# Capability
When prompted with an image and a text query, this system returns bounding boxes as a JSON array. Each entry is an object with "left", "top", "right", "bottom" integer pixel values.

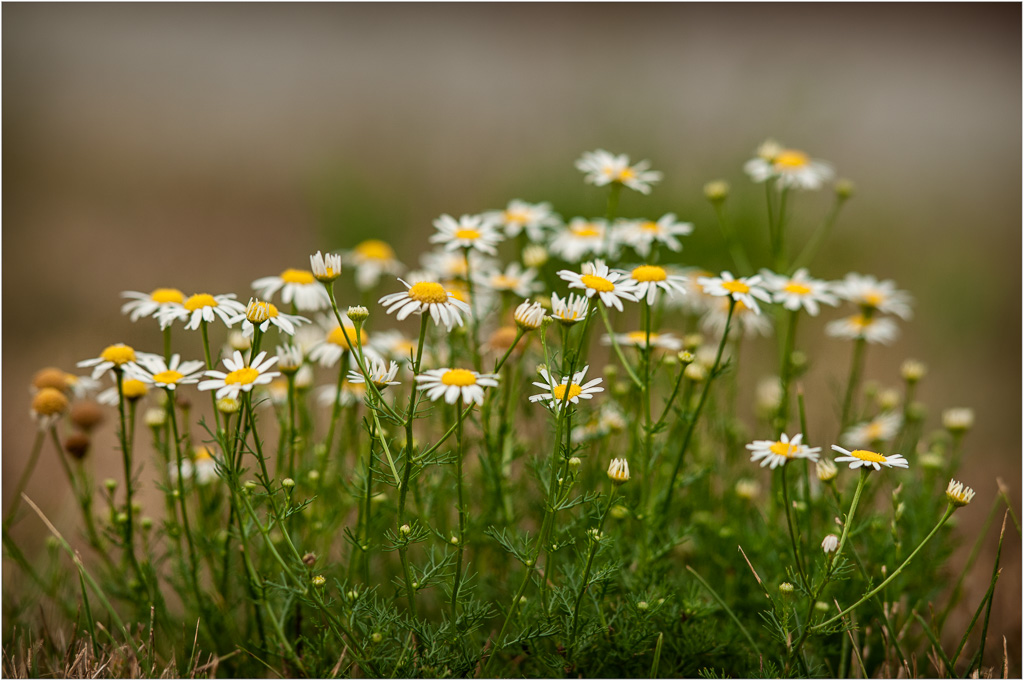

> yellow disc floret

[
  {"left": 454, "top": 228, "right": 481, "bottom": 241},
  {"left": 848, "top": 449, "right": 887, "bottom": 464},
  {"left": 774, "top": 150, "right": 809, "bottom": 169},
  {"left": 769, "top": 441, "right": 797, "bottom": 459},
  {"left": 626, "top": 331, "right": 658, "bottom": 345},
  {"left": 184, "top": 294, "right": 218, "bottom": 311},
  {"left": 355, "top": 240, "right": 395, "bottom": 261},
  {"left": 33, "top": 367, "right": 70, "bottom": 393},
  {"left": 246, "top": 300, "right": 279, "bottom": 324},
  {"left": 150, "top": 288, "right": 185, "bottom": 304},
  {"left": 580, "top": 274, "right": 615, "bottom": 293},
  {"left": 225, "top": 367, "right": 260, "bottom": 386},
  {"left": 571, "top": 224, "right": 601, "bottom": 238},
  {"left": 631, "top": 265, "right": 667, "bottom": 283},
  {"left": 280, "top": 269, "right": 316, "bottom": 285},
  {"left": 153, "top": 370, "right": 185, "bottom": 385},
  {"left": 327, "top": 326, "right": 365, "bottom": 350},
  {"left": 100, "top": 344, "right": 137, "bottom": 365},
  {"left": 32, "top": 387, "right": 69, "bottom": 417},
  {"left": 122, "top": 379, "right": 149, "bottom": 400},
  {"left": 440, "top": 369, "right": 478, "bottom": 387},
  {"left": 722, "top": 280, "right": 750, "bottom": 295},
  {"left": 784, "top": 282, "right": 811, "bottom": 295},
  {"left": 552, "top": 383, "right": 583, "bottom": 401},
  {"left": 407, "top": 282, "right": 448, "bottom": 305}
]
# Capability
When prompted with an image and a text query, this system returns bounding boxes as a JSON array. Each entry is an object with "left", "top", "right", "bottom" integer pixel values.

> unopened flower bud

[
  {"left": 103, "top": 478, "right": 118, "bottom": 492},
  {"left": 946, "top": 479, "right": 976, "bottom": 508},
  {"left": 371, "top": 632, "right": 383, "bottom": 644},
  {"left": 282, "top": 478, "right": 295, "bottom": 489},
  {"left": 607, "top": 458, "right": 630, "bottom": 485},
  {"left": 835, "top": 179, "right": 855, "bottom": 200},
  {"left": 312, "top": 575, "right": 326, "bottom": 587},
  {"left": 399, "top": 524, "right": 412, "bottom": 536},
  {"left": 347, "top": 306, "right": 369, "bottom": 324},
  {"left": 144, "top": 407, "right": 167, "bottom": 428},
  {"left": 141, "top": 517, "right": 153, "bottom": 530},
  {"left": 900, "top": 359, "right": 926, "bottom": 383},
  {"left": 877, "top": 388, "right": 901, "bottom": 411},
  {"left": 815, "top": 601, "right": 831, "bottom": 613},
  {"left": 64, "top": 432, "right": 91, "bottom": 460},
  {"left": 779, "top": 582, "right": 795, "bottom": 596},
  {"left": 684, "top": 363, "right": 706, "bottom": 382},
  {"left": 70, "top": 401, "right": 104, "bottom": 432},
  {"left": 821, "top": 534, "right": 839, "bottom": 554},
  {"left": 703, "top": 180, "right": 729, "bottom": 203},
  {"left": 522, "top": 244, "right": 549, "bottom": 269},
  {"left": 683, "top": 334, "right": 703, "bottom": 351},
  {"left": 942, "top": 408, "right": 974, "bottom": 434},
  {"left": 303, "top": 552, "right": 316, "bottom": 567},
  {"left": 637, "top": 600, "right": 649, "bottom": 611},
  {"left": 229, "top": 330, "right": 252, "bottom": 352},
  {"left": 816, "top": 459, "right": 838, "bottom": 483},
  {"left": 568, "top": 456, "right": 582, "bottom": 470},
  {"left": 735, "top": 479, "right": 761, "bottom": 501},
  {"left": 677, "top": 350, "right": 695, "bottom": 365}
]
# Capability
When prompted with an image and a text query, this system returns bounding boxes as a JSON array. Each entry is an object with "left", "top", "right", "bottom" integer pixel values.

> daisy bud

[
  {"left": 244, "top": 481, "right": 257, "bottom": 492},
  {"left": 371, "top": 632, "right": 383, "bottom": 644},
  {"left": 450, "top": 536, "right": 459, "bottom": 545},
  {"left": 816, "top": 458, "right": 838, "bottom": 483},
  {"left": 64, "top": 432, "right": 91, "bottom": 460},
  {"left": 942, "top": 408, "right": 974, "bottom": 434},
  {"left": 835, "top": 179, "right": 855, "bottom": 200},
  {"left": 678, "top": 350, "right": 695, "bottom": 365},
  {"left": 522, "top": 244, "right": 549, "bottom": 269},
  {"left": 276, "top": 344, "right": 303, "bottom": 374},
  {"left": 514, "top": 299, "right": 545, "bottom": 330},
  {"left": 141, "top": 517, "right": 153, "bottom": 530},
  {"left": 637, "top": 601, "right": 649, "bottom": 611},
  {"left": 821, "top": 534, "right": 839, "bottom": 554},
  {"left": 587, "top": 528, "right": 603, "bottom": 542},
  {"left": 103, "top": 478, "right": 118, "bottom": 493},
  {"left": 399, "top": 524, "right": 412, "bottom": 536},
  {"left": 946, "top": 479, "right": 976, "bottom": 508},
  {"left": 877, "top": 388, "right": 901, "bottom": 411},
  {"left": 310, "top": 250, "right": 343, "bottom": 283},
  {"left": 217, "top": 397, "right": 241, "bottom": 414},
  {"left": 815, "top": 601, "right": 831, "bottom": 613},
  {"left": 735, "top": 479, "right": 761, "bottom": 501},
  {"left": 607, "top": 458, "right": 630, "bottom": 485},
  {"left": 683, "top": 363, "right": 706, "bottom": 382},
  {"left": 920, "top": 451, "right": 945, "bottom": 470},
  {"left": 70, "top": 401, "right": 104, "bottom": 432},
  {"left": 228, "top": 330, "right": 252, "bottom": 352},
  {"left": 907, "top": 402, "right": 927, "bottom": 422},
  {"left": 703, "top": 180, "right": 730, "bottom": 203},
  {"left": 347, "top": 305, "right": 369, "bottom": 324},
  {"left": 282, "top": 478, "right": 295, "bottom": 489},
  {"left": 32, "top": 367, "right": 70, "bottom": 393},
  {"left": 568, "top": 456, "right": 582, "bottom": 470},
  {"left": 779, "top": 582, "right": 795, "bottom": 596},
  {"left": 295, "top": 364, "right": 315, "bottom": 390},
  {"left": 302, "top": 552, "right": 316, "bottom": 566},
  {"left": 116, "top": 512, "right": 129, "bottom": 525},
  {"left": 245, "top": 298, "right": 277, "bottom": 325},
  {"left": 683, "top": 334, "right": 703, "bottom": 351},
  {"left": 900, "top": 359, "right": 926, "bottom": 383},
  {"left": 610, "top": 504, "right": 629, "bottom": 520},
  {"left": 312, "top": 575, "right": 326, "bottom": 587},
  {"left": 307, "top": 469, "right": 320, "bottom": 483}
]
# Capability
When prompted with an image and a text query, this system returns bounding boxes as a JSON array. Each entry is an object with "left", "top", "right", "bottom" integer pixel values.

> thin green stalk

[
  {"left": 839, "top": 336, "right": 868, "bottom": 435},
  {"left": 711, "top": 199, "right": 753, "bottom": 275},
  {"left": 451, "top": 396, "right": 468, "bottom": 620},
  {"left": 597, "top": 302, "right": 642, "bottom": 389},
  {"left": 650, "top": 632, "right": 664, "bottom": 679},
  {"left": 165, "top": 390, "right": 206, "bottom": 620},
  {"left": 775, "top": 309, "right": 800, "bottom": 436},
  {"left": 774, "top": 187, "right": 791, "bottom": 272},
  {"left": 569, "top": 490, "right": 616, "bottom": 657},
  {"left": 780, "top": 464, "right": 808, "bottom": 589},
  {"left": 200, "top": 320, "right": 224, "bottom": 436},
  {"left": 463, "top": 247, "right": 483, "bottom": 371},
  {"left": 687, "top": 565, "right": 761, "bottom": 655},
  {"left": 661, "top": 298, "right": 735, "bottom": 516},
  {"left": 3, "top": 430, "right": 45, "bottom": 530},
  {"left": 114, "top": 369, "right": 144, "bottom": 587},
  {"left": 791, "top": 193, "right": 849, "bottom": 274},
  {"left": 967, "top": 511, "right": 1008, "bottom": 676}
]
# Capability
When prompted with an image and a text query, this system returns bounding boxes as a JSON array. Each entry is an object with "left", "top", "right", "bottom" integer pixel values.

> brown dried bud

[
  {"left": 70, "top": 400, "right": 105, "bottom": 432},
  {"left": 302, "top": 552, "right": 316, "bottom": 567},
  {"left": 32, "top": 367, "right": 70, "bottom": 393},
  {"left": 64, "top": 432, "right": 91, "bottom": 460}
]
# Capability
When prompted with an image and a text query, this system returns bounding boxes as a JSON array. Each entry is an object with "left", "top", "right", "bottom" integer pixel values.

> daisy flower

[
  {"left": 834, "top": 273, "right": 913, "bottom": 320},
  {"left": 697, "top": 271, "right": 773, "bottom": 315},
  {"left": 78, "top": 343, "right": 147, "bottom": 380},
  {"left": 129, "top": 354, "right": 206, "bottom": 390},
  {"left": 529, "top": 364, "right": 604, "bottom": 410},
  {"left": 97, "top": 379, "right": 149, "bottom": 406},
  {"left": 826, "top": 314, "right": 899, "bottom": 344},
  {"left": 558, "top": 259, "right": 639, "bottom": 312},
  {"left": 575, "top": 149, "right": 663, "bottom": 195},
  {"left": 310, "top": 250, "right": 343, "bottom": 283},
  {"left": 308, "top": 322, "right": 375, "bottom": 367},
  {"left": 275, "top": 344, "right": 304, "bottom": 374},
  {"left": 158, "top": 293, "right": 248, "bottom": 331},
  {"left": 341, "top": 239, "right": 405, "bottom": 290},
  {"left": 231, "top": 298, "right": 309, "bottom": 337},
  {"left": 348, "top": 356, "right": 401, "bottom": 390},
  {"left": 744, "top": 140, "right": 834, "bottom": 191},
  {"left": 841, "top": 412, "right": 903, "bottom": 448},
  {"left": 622, "top": 264, "right": 688, "bottom": 305},
  {"left": 193, "top": 447, "right": 220, "bottom": 486},
  {"left": 759, "top": 268, "right": 839, "bottom": 316},
  {"left": 198, "top": 351, "right": 280, "bottom": 400},
  {"left": 607, "top": 458, "right": 631, "bottom": 484},
  {"left": 746, "top": 432, "right": 821, "bottom": 469},
  {"left": 549, "top": 218, "right": 609, "bottom": 262},
  {"left": 603, "top": 330, "right": 683, "bottom": 352},
  {"left": 550, "top": 292, "right": 590, "bottom": 326},
  {"left": 946, "top": 479, "right": 976, "bottom": 507},
  {"left": 415, "top": 368, "right": 499, "bottom": 406},
  {"left": 483, "top": 199, "right": 561, "bottom": 241},
  {"left": 429, "top": 214, "right": 504, "bottom": 256},
  {"left": 251, "top": 269, "right": 331, "bottom": 312},
  {"left": 514, "top": 299, "right": 546, "bottom": 330},
  {"left": 474, "top": 262, "right": 542, "bottom": 298},
  {"left": 378, "top": 277, "right": 472, "bottom": 331},
  {"left": 120, "top": 288, "right": 186, "bottom": 322},
  {"left": 613, "top": 214, "right": 693, "bottom": 257},
  {"left": 830, "top": 445, "right": 909, "bottom": 471},
  {"left": 31, "top": 387, "right": 69, "bottom": 430},
  {"left": 419, "top": 249, "right": 477, "bottom": 281}
]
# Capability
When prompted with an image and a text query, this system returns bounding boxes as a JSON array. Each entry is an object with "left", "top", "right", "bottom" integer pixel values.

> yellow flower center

[
  {"left": 504, "top": 210, "right": 531, "bottom": 223},
  {"left": 150, "top": 288, "right": 185, "bottom": 304},
  {"left": 184, "top": 293, "right": 218, "bottom": 311},
  {"left": 617, "top": 167, "right": 636, "bottom": 181},
  {"left": 122, "top": 379, "right": 149, "bottom": 400},
  {"left": 850, "top": 314, "right": 870, "bottom": 330},
  {"left": 866, "top": 423, "right": 885, "bottom": 440},
  {"left": 440, "top": 369, "right": 477, "bottom": 387},
  {"left": 769, "top": 441, "right": 797, "bottom": 458},
  {"left": 194, "top": 446, "right": 213, "bottom": 461},
  {"left": 552, "top": 383, "right": 582, "bottom": 401},
  {"left": 631, "top": 265, "right": 667, "bottom": 282},
  {"left": 863, "top": 291, "right": 884, "bottom": 307},
  {"left": 571, "top": 224, "right": 601, "bottom": 238},
  {"left": 224, "top": 367, "right": 260, "bottom": 386},
  {"left": 280, "top": 269, "right": 315, "bottom": 285},
  {"left": 355, "top": 239, "right": 395, "bottom": 261},
  {"left": 454, "top": 228, "right": 481, "bottom": 241},
  {"left": 32, "top": 387, "right": 69, "bottom": 416},
  {"left": 407, "top": 281, "right": 449, "bottom": 304},
  {"left": 153, "top": 370, "right": 185, "bottom": 385},
  {"left": 784, "top": 282, "right": 811, "bottom": 295},
  {"left": 580, "top": 274, "right": 615, "bottom": 293},
  {"left": 774, "top": 150, "right": 809, "bottom": 169},
  {"left": 33, "top": 367, "right": 70, "bottom": 392},
  {"left": 848, "top": 449, "right": 888, "bottom": 463},
  {"left": 722, "top": 280, "right": 750, "bottom": 295},
  {"left": 100, "top": 344, "right": 136, "bottom": 365},
  {"left": 639, "top": 221, "right": 660, "bottom": 232},
  {"left": 247, "top": 301, "right": 279, "bottom": 323},
  {"left": 626, "top": 331, "right": 659, "bottom": 344},
  {"left": 492, "top": 275, "right": 518, "bottom": 289},
  {"left": 327, "top": 326, "right": 364, "bottom": 350}
]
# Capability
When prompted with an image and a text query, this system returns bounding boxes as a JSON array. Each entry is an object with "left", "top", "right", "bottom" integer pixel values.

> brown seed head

[
  {"left": 70, "top": 400, "right": 105, "bottom": 432},
  {"left": 33, "top": 367, "right": 70, "bottom": 393},
  {"left": 64, "top": 432, "right": 92, "bottom": 460}
]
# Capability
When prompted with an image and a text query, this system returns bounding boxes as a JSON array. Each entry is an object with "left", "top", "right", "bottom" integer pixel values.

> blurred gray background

[{"left": 3, "top": 1, "right": 1020, "bottom": 659}]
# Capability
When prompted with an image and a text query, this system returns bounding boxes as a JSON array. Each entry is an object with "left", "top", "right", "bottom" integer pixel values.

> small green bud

[
  {"left": 116, "top": 512, "right": 128, "bottom": 524},
  {"left": 900, "top": 359, "right": 926, "bottom": 383},
  {"left": 347, "top": 305, "right": 370, "bottom": 323},
  {"left": 311, "top": 575, "right": 326, "bottom": 587},
  {"left": 103, "top": 478, "right": 118, "bottom": 492},
  {"left": 141, "top": 516, "right": 153, "bottom": 531},
  {"left": 307, "top": 469, "right": 320, "bottom": 483},
  {"left": 568, "top": 456, "right": 582, "bottom": 470},
  {"left": 779, "top": 582, "right": 795, "bottom": 596},
  {"left": 677, "top": 350, "right": 695, "bottom": 365},
  {"left": 637, "top": 601, "right": 649, "bottom": 611},
  {"left": 399, "top": 524, "right": 412, "bottom": 536},
  {"left": 835, "top": 179, "right": 855, "bottom": 199},
  {"left": 371, "top": 632, "right": 383, "bottom": 644},
  {"left": 217, "top": 397, "right": 240, "bottom": 415},
  {"left": 450, "top": 535, "right": 459, "bottom": 545},
  {"left": 815, "top": 601, "right": 831, "bottom": 613},
  {"left": 282, "top": 478, "right": 296, "bottom": 489},
  {"left": 703, "top": 180, "right": 729, "bottom": 203}
]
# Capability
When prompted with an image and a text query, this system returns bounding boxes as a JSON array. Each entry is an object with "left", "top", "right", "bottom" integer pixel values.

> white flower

[
  {"left": 276, "top": 344, "right": 304, "bottom": 373},
  {"left": 198, "top": 351, "right": 280, "bottom": 400},
  {"left": 475, "top": 262, "right": 542, "bottom": 298},
  {"left": 429, "top": 214, "right": 504, "bottom": 256},
  {"left": 621, "top": 264, "right": 688, "bottom": 305},
  {"left": 834, "top": 274, "right": 913, "bottom": 320},
  {"left": 607, "top": 458, "right": 630, "bottom": 484},
  {"left": 341, "top": 240, "right": 405, "bottom": 291},
  {"left": 308, "top": 322, "right": 377, "bottom": 368},
  {"left": 575, "top": 149, "right": 662, "bottom": 195},
  {"left": 251, "top": 269, "right": 331, "bottom": 312},
  {"left": 549, "top": 292, "right": 590, "bottom": 325},
  {"left": 746, "top": 433, "right": 821, "bottom": 470},
  {"left": 128, "top": 354, "right": 206, "bottom": 390},
  {"left": 942, "top": 408, "right": 975, "bottom": 433},
  {"left": 744, "top": 142, "right": 834, "bottom": 191},
  {"left": 842, "top": 412, "right": 903, "bottom": 448},
  {"left": 419, "top": 249, "right": 484, "bottom": 281},
  {"left": 169, "top": 458, "right": 193, "bottom": 485},
  {"left": 558, "top": 259, "right": 639, "bottom": 312},
  {"left": 158, "top": 293, "right": 248, "bottom": 331},
  {"left": 78, "top": 344, "right": 160, "bottom": 380},
  {"left": 378, "top": 277, "right": 472, "bottom": 331},
  {"left": 514, "top": 299, "right": 546, "bottom": 330},
  {"left": 759, "top": 268, "right": 839, "bottom": 317},
  {"left": 529, "top": 364, "right": 604, "bottom": 410},
  {"left": 230, "top": 298, "right": 309, "bottom": 337},
  {"left": 120, "top": 288, "right": 186, "bottom": 322},
  {"left": 415, "top": 368, "right": 498, "bottom": 405},
  {"left": 193, "top": 447, "right": 220, "bottom": 486},
  {"left": 603, "top": 331, "right": 683, "bottom": 352},
  {"left": 946, "top": 479, "right": 976, "bottom": 507},
  {"left": 826, "top": 314, "right": 900, "bottom": 344},
  {"left": 348, "top": 357, "right": 401, "bottom": 389},
  {"left": 613, "top": 214, "right": 692, "bottom": 257},
  {"left": 697, "top": 272, "right": 773, "bottom": 316},
  {"left": 830, "top": 445, "right": 909, "bottom": 472},
  {"left": 701, "top": 297, "right": 774, "bottom": 340},
  {"left": 821, "top": 534, "right": 839, "bottom": 554},
  {"left": 549, "top": 218, "right": 610, "bottom": 262},
  {"left": 310, "top": 251, "right": 343, "bottom": 283},
  {"left": 483, "top": 199, "right": 561, "bottom": 241}
]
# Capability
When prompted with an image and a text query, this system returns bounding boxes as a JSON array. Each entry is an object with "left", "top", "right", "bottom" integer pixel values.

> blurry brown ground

[{"left": 3, "top": 2, "right": 1020, "bottom": 671}]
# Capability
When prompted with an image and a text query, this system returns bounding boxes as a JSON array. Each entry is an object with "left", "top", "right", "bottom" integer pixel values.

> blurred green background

[{"left": 3, "top": 1, "right": 1020, "bottom": 659}]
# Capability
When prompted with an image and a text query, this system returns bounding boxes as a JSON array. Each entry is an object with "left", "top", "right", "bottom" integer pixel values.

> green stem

[
  {"left": 464, "top": 247, "right": 483, "bottom": 372},
  {"left": 200, "top": 320, "right": 224, "bottom": 436},
  {"left": 839, "top": 336, "right": 868, "bottom": 435},
  {"left": 781, "top": 464, "right": 808, "bottom": 589},
  {"left": 451, "top": 396, "right": 468, "bottom": 620},
  {"left": 569, "top": 490, "right": 616, "bottom": 657},
  {"left": 791, "top": 194, "right": 848, "bottom": 274},
  {"left": 775, "top": 309, "right": 800, "bottom": 436},
  {"left": 711, "top": 200, "right": 753, "bottom": 275},
  {"left": 774, "top": 187, "right": 790, "bottom": 272},
  {"left": 3, "top": 430, "right": 45, "bottom": 530},
  {"left": 597, "top": 302, "right": 642, "bottom": 389}
]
